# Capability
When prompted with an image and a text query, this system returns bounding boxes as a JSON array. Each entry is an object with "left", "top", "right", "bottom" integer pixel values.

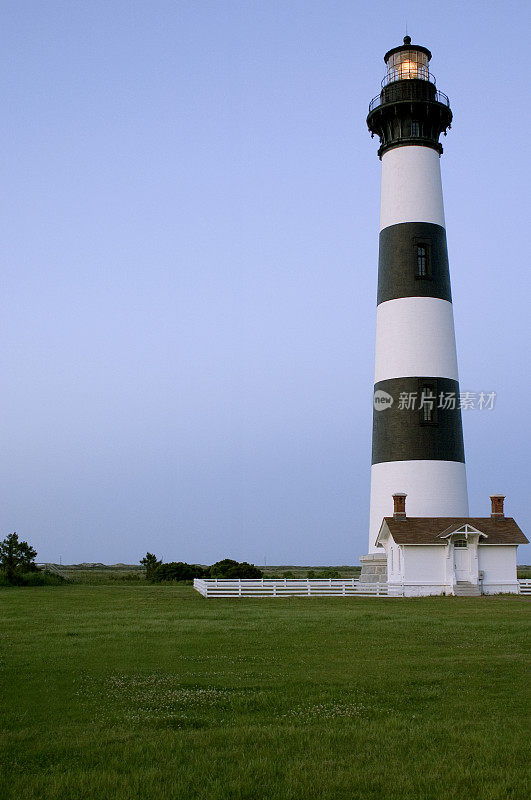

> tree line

[{"left": 0, "top": 531, "right": 264, "bottom": 585}]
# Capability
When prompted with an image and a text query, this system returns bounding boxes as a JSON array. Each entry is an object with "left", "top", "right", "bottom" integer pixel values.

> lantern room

[
  {"left": 383, "top": 36, "right": 432, "bottom": 85},
  {"left": 367, "top": 36, "right": 452, "bottom": 158}
]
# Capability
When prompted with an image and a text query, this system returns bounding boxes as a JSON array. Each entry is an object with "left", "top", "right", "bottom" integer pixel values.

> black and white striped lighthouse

[{"left": 365, "top": 37, "right": 469, "bottom": 554}]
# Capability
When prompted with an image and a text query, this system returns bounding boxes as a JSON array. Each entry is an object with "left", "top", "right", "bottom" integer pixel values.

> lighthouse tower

[{"left": 364, "top": 37, "right": 469, "bottom": 559}]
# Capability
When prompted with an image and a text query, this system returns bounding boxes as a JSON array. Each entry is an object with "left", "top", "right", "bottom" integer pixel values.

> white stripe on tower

[
  {"left": 366, "top": 37, "right": 469, "bottom": 553},
  {"left": 369, "top": 461, "right": 469, "bottom": 552},
  {"left": 374, "top": 295, "right": 459, "bottom": 383},
  {"left": 379, "top": 146, "right": 445, "bottom": 230}
]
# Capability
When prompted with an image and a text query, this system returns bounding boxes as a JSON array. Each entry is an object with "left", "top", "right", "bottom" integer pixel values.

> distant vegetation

[
  {"left": 5, "top": 546, "right": 528, "bottom": 586},
  {"left": 40, "top": 563, "right": 362, "bottom": 585}
]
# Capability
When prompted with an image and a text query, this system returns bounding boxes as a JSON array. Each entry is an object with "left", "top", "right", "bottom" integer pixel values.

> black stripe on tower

[
  {"left": 372, "top": 377, "right": 465, "bottom": 465},
  {"left": 378, "top": 222, "right": 452, "bottom": 305}
]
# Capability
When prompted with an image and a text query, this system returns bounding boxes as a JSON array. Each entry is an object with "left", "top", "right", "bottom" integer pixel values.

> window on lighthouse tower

[
  {"left": 416, "top": 245, "right": 428, "bottom": 277},
  {"left": 421, "top": 388, "right": 434, "bottom": 422},
  {"left": 419, "top": 382, "right": 438, "bottom": 425}
]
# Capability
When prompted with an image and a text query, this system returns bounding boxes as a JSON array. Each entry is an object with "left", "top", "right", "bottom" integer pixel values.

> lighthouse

[{"left": 363, "top": 37, "right": 469, "bottom": 570}]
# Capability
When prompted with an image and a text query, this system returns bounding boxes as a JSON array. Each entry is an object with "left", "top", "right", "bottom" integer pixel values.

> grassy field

[{"left": 1, "top": 585, "right": 529, "bottom": 800}]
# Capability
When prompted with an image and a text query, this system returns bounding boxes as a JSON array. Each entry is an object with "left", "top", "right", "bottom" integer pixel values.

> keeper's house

[{"left": 375, "top": 493, "right": 528, "bottom": 596}]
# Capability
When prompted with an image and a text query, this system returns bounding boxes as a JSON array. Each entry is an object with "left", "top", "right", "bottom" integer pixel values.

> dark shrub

[
  {"left": 209, "top": 559, "right": 263, "bottom": 579},
  {"left": 24, "top": 571, "right": 66, "bottom": 586},
  {"left": 148, "top": 558, "right": 263, "bottom": 582},
  {"left": 151, "top": 562, "right": 207, "bottom": 583},
  {"left": 0, "top": 570, "right": 65, "bottom": 587},
  {"left": 315, "top": 569, "right": 341, "bottom": 578},
  {"left": 208, "top": 559, "right": 239, "bottom": 577}
]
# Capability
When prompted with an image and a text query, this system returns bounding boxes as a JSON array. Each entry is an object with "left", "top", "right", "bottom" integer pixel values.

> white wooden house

[{"left": 374, "top": 494, "right": 527, "bottom": 596}]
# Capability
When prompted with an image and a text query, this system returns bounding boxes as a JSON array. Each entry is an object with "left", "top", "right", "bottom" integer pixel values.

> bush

[
  {"left": 24, "top": 571, "right": 66, "bottom": 586},
  {"left": 148, "top": 557, "right": 263, "bottom": 582},
  {"left": 209, "top": 559, "right": 263, "bottom": 579},
  {"left": 151, "top": 562, "right": 207, "bottom": 583},
  {"left": 0, "top": 570, "right": 66, "bottom": 587}
]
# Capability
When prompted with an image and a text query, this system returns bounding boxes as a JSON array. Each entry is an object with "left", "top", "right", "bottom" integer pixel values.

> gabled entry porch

[{"left": 438, "top": 523, "right": 487, "bottom": 594}]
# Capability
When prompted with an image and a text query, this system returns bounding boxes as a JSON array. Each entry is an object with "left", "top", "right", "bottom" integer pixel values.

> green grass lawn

[{"left": 1, "top": 585, "right": 529, "bottom": 800}]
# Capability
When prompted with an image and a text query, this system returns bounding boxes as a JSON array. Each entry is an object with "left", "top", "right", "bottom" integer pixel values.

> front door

[{"left": 454, "top": 542, "right": 469, "bottom": 581}]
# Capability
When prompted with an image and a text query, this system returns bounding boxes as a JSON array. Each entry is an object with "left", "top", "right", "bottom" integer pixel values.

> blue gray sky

[{"left": 1, "top": 1, "right": 529, "bottom": 565}]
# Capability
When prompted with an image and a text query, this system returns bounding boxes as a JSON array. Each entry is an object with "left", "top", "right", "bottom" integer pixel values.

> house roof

[{"left": 378, "top": 517, "right": 528, "bottom": 546}]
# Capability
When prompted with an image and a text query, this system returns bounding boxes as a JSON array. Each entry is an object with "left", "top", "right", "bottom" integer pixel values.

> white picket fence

[
  {"left": 193, "top": 578, "right": 389, "bottom": 598},
  {"left": 194, "top": 577, "right": 531, "bottom": 598}
]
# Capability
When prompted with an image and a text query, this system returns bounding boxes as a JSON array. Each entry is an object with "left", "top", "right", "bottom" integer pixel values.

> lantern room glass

[{"left": 387, "top": 50, "right": 429, "bottom": 83}]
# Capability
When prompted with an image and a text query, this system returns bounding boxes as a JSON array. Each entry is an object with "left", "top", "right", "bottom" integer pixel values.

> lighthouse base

[{"left": 359, "top": 552, "right": 388, "bottom": 584}]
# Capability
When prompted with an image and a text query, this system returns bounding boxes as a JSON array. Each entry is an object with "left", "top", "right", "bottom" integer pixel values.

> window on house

[{"left": 454, "top": 539, "right": 467, "bottom": 548}]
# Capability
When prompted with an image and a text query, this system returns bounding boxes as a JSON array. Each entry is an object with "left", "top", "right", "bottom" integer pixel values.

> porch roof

[{"left": 378, "top": 517, "right": 528, "bottom": 546}]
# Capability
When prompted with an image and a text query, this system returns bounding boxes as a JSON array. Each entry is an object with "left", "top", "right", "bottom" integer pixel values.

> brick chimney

[
  {"left": 393, "top": 492, "right": 407, "bottom": 520},
  {"left": 490, "top": 494, "right": 505, "bottom": 519}
]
